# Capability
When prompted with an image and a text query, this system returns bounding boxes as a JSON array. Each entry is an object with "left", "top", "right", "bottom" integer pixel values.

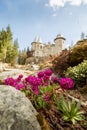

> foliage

[
  {"left": 0, "top": 25, "right": 19, "bottom": 64},
  {"left": 68, "top": 40, "right": 87, "bottom": 66},
  {"left": 0, "top": 28, "right": 8, "bottom": 61},
  {"left": 26, "top": 47, "right": 33, "bottom": 58},
  {"left": 18, "top": 49, "right": 27, "bottom": 65},
  {"left": 52, "top": 49, "right": 70, "bottom": 77},
  {"left": 81, "top": 32, "right": 85, "bottom": 40},
  {"left": 6, "top": 39, "right": 19, "bottom": 65},
  {"left": 56, "top": 96, "right": 84, "bottom": 124},
  {"left": 65, "top": 60, "right": 87, "bottom": 87},
  {"left": 0, "top": 26, "right": 13, "bottom": 61},
  {"left": 79, "top": 85, "right": 87, "bottom": 94}
]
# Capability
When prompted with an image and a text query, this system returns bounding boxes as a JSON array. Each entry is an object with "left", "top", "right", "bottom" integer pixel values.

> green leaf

[{"left": 56, "top": 96, "right": 85, "bottom": 125}]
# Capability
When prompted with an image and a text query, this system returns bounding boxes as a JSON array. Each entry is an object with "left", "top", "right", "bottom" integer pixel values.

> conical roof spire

[{"left": 33, "top": 36, "right": 42, "bottom": 43}]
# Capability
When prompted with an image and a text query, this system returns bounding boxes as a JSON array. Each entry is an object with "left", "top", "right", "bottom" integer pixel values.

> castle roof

[
  {"left": 54, "top": 34, "right": 66, "bottom": 42},
  {"left": 32, "top": 36, "right": 42, "bottom": 43}
]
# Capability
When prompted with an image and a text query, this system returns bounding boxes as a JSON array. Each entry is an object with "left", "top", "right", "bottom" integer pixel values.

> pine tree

[
  {"left": 6, "top": 39, "right": 19, "bottom": 65},
  {"left": 26, "top": 47, "right": 33, "bottom": 57},
  {"left": 0, "top": 28, "right": 7, "bottom": 61},
  {"left": 81, "top": 32, "right": 85, "bottom": 40},
  {"left": 18, "top": 48, "right": 27, "bottom": 65}
]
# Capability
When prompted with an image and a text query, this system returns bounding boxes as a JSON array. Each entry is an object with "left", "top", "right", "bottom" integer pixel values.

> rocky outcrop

[
  {"left": 0, "top": 69, "right": 28, "bottom": 80},
  {"left": 0, "top": 62, "right": 9, "bottom": 72},
  {"left": 0, "top": 85, "right": 41, "bottom": 130}
]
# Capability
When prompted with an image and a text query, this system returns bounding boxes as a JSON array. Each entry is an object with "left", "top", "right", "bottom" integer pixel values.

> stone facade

[{"left": 31, "top": 34, "right": 66, "bottom": 57}]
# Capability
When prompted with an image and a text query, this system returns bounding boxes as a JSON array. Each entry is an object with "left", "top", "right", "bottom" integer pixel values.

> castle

[{"left": 31, "top": 34, "right": 66, "bottom": 57}]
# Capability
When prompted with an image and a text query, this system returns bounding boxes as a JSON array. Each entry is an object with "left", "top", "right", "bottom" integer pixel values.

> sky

[{"left": 0, "top": 0, "right": 87, "bottom": 50}]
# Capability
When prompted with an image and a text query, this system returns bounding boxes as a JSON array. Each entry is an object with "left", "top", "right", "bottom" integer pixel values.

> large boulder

[
  {"left": 0, "top": 69, "right": 28, "bottom": 80},
  {"left": 0, "top": 85, "right": 41, "bottom": 130}
]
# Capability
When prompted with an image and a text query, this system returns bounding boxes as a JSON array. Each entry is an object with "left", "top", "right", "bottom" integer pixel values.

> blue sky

[{"left": 0, "top": 0, "right": 87, "bottom": 50}]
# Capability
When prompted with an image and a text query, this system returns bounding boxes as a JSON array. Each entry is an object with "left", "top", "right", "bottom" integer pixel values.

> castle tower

[
  {"left": 54, "top": 34, "right": 66, "bottom": 54},
  {"left": 31, "top": 36, "right": 44, "bottom": 57}
]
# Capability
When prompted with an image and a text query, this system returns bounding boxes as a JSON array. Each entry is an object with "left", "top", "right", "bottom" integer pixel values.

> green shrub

[
  {"left": 56, "top": 96, "right": 84, "bottom": 125},
  {"left": 68, "top": 40, "right": 87, "bottom": 66},
  {"left": 65, "top": 60, "right": 87, "bottom": 87}
]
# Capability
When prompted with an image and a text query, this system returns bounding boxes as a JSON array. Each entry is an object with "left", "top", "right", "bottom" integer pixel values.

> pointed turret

[{"left": 33, "top": 36, "right": 42, "bottom": 43}]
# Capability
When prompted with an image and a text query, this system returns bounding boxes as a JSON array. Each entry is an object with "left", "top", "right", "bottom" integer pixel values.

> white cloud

[
  {"left": 70, "top": 0, "right": 82, "bottom": 6},
  {"left": 46, "top": 0, "right": 87, "bottom": 10},
  {"left": 83, "top": 0, "right": 87, "bottom": 4},
  {"left": 48, "top": 0, "right": 65, "bottom": 8}
]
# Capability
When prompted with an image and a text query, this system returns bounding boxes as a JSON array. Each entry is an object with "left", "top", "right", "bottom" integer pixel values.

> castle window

[
  {"left": 36, "top": 51, "right": 39, "bottom": 56},
  {"left": 40, "top": 46, "right": 42, "bottom": 49}
]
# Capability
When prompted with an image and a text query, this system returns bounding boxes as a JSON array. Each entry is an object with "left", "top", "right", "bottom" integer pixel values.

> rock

[
  {"left": 0, "top": 62, "right": 10, "bottom": 72},
  {"left": 0, "top": 69, "right": 28, "bottom": 80},
  {"left": 29, "top": 64, "right": 40, "bottom": 71},
  {"left": 0, "top": 85, "right": 41, "bottom": 130}
]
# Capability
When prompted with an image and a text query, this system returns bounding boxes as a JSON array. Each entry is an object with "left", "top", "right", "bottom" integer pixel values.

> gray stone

[
  {"left": 0, "top": 69, "right": 28, "bottom": 80},
  {"left": 0, "top": 85, "right": 41, "bottom": 130}
]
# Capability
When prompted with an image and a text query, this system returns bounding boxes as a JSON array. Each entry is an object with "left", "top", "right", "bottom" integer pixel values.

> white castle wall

[{"left": 31, "top": 34, "right": 66, "bottom": 57}]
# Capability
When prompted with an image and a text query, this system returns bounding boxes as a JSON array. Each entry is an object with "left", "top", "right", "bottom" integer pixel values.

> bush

[
  {"left": 56, "top": 96, "right": 84, "bottom": 125},
  {"left": 52, "top": 49, "right": 70, "bottom": 77},
  {"left": 68, "top": 40, "right": 87, "bottom": 66},
  {"left": 65, "top": 60, "right": 87, "bottom": 87}
]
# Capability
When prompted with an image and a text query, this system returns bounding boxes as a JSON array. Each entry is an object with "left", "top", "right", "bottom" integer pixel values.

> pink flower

[
  {"left": 25, "top": 75, "right": 35, "bottom": 85},
  {"left": 16, "top": 84, "right": 24, "bottom": 90},
  {"left": 52, "top": 76, "right": 58, "bottom": 84},
  {"left": 34, "top": 89, "right": 39, "bottom": 95},
  {"left": 16, "top": 74, "right": 23, "bottom": 82},
  {"left": 44, "top": 82, "right": 48, "bottom": 86},
  {"left": 18, "top": 74, "right": 23, "bottom": 79},
  {"left": 38, "top": 71, "right": 44, "bottom": 78},
  {"left": 44, "top": 69, "right": 53, "bottom": 76},
  {"left": 32, "top": 77, "right": 42, "bottom": 86},
  {"left": 31, "top": 85, "right": 39, "bottom": 95},
  {"left": 43, "top": 74, "right": 50, "bottom": 81},
  {"left": 59, "top": 78, "right": 74, "bottom": 90},
  {"left": 44, "top": 93, "right": 51, "bottom": 102},
  {"left": 5, "top": 77, "right": 17, "bottom": 87}
]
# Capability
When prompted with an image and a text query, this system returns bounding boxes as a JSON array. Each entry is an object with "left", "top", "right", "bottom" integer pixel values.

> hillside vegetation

[
  {"left": 68, "top": 39, "right": 87, "bottom": 66},
  {"left": 52, "top": 39, "right": 87, "bottom": 77}
]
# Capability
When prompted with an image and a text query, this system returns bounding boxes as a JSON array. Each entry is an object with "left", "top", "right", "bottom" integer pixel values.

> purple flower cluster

[
  {"left": 5, "top": 74, "right": 24, "bottom": 90},
  {"left": 4, "top": 69, "right": 57, "bottom": 93},
  {"left": 51, "top": 76, "right": 59, "bottom": 84},
  {"left": 16, "top": 84, "right": 24, "bottom": 90},
  {"left": 44, "top": 69, "right": 52, "bottom": 76},
  {"left": 37, "top": 69, "right": 58, "bottom": 86},
  {"left": 5, "top": 77, "right": 16, "bottom": 87},
  {"left": 16, "top": 74, "right": 23, "bottom": 82},
  {"left": 59, "top": 77, "right": 74, "bottom": 90},
  {"left": 43, "top": 93, "right": 51, "bottom": 102},
  {"left": 25, "top": 75, "right": 42, "bottom": 95},
  {"left": 38, "top": 71, "right": 44, "bottom": 78},
  {"left": 4, "top": 70, "right": 75, "bottom": 102}
]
